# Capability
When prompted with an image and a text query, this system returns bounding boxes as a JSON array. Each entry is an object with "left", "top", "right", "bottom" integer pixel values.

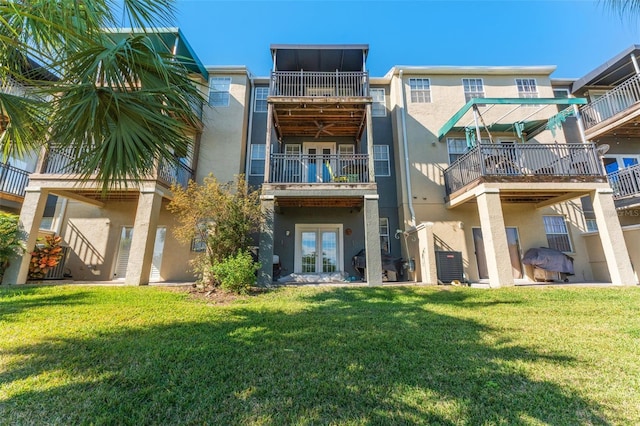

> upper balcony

[
  {"left": 607, "top": 163, "right": 640, "bottom": 204},
  {"left": 0, "top": 162, "right": 30, "bottom": 202}
]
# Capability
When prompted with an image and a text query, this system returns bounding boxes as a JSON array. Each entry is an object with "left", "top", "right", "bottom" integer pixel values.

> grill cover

[{"left": 522, "top": 247, "right": 574, "bottom": 275}]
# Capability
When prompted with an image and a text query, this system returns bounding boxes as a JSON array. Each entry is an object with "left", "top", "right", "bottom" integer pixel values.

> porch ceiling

[
  {"left": 270, "top": 99, "right": 368, "bottom": 139},
  {"left": 275, "top": 196, "right": 363, "bottom": 208}
]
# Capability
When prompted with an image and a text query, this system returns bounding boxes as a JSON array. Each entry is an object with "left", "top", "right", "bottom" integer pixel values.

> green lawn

[{"left": 1, "top": 285, "right": 639, "bottom": 425}]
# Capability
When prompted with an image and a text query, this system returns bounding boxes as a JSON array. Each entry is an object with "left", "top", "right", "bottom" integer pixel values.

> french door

[
  {"left": 295, "top": 224, "right": 343, "bottom": 273},
  {"left": 472, "top": 227, "right": 523, "bottom": 280},
  {"left": 304, "top": 142, "right": 334, "bottom": 182}
]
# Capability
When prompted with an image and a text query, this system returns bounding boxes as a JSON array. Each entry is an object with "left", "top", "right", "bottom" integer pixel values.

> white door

[
  {"left": 114, "top": 227, "right": 166, "bottom": 281},
  {"left": 304, "top": 142, "right": 334, "bottom": 182},
  {"left": 295, "top": 224, "right": 343, "bottom": 273}
]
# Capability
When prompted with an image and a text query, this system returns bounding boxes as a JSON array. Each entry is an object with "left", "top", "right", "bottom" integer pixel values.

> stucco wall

[{"left": 583, "top": 225, "right": 640, "bottom": 283}]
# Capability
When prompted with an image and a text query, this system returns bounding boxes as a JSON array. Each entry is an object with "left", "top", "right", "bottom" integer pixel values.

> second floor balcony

[
  {"left": 444, "top": 143, "right": 604, "bottom": 197},
  {"left": 607, "top": 163, "right": 640, "bottom": 200},
  {"left": 0, "top": 162, "right": 30, "bottom": 200},
  {"left": 267, "top": 153, "right": 372, "bottom": 186}
]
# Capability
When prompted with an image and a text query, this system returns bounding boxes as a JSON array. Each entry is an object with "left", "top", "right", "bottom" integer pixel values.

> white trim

[
  {"left": 370, "top": 88, "right": 387, "bottom": 117},
  {"left": 515, "top": 78, "right": 539, "bottom": 99},
  {"left": 254, "top": 87, "right": 269, "bottom": 113},
  {"left": 462, "top": 78, "right": 485, "bottom": 102},
  {"left": 294, "top": 224, "right": 344, "bottom": 273},
  {"left": 373, "top": 145, "right": 391, "bottom": 177},
  {"left": 249, "top": 144, "right": 266, "bottom": 176},
  {"left": 408, "top": 78, "right": 431, "bottom": 103},
  {"left": 208, "top": 76, "right": 231, "bottom": 107}
]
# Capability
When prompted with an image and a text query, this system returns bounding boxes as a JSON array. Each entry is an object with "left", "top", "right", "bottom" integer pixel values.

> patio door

[
  {"left": 114, "top": 226, "right": 166, "bottom": 281},
  {"left": 304, "top": 142, "right": 334, "bottom": 182},
  {"left": 472, "top": 227, "right": 523, "bottom": 280},
  {"left": 295, "top": 224, "right": 343, "bottom": 273}
]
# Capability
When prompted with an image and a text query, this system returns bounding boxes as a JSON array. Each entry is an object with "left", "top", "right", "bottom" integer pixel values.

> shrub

[
  {"left": 211, "top": 251, "right": 259, "bottom": 294},
  {"left": 28, "top": 235, "right": 64, "bottom": 280},
  {"left": 0, "top": 212, "right": 25, "bottom": 282}
]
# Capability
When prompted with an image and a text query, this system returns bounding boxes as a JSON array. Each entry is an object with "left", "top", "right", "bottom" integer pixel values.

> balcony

[
  {"left": 444, "top": 143, "right": 604, "bottom": 198},
  {"left": 268, "top": 71, "right": 371, "bottom": 140},
  {"left": 608, "top": 163, "right": 640, "bottom": 200},
  {"left": 580, "top": 74, "right": 640, "bottom": 138},
  {"left": 41, "top": 147, "right": 193, "bottom": 189},
  {"left": 269, "top": 153, "right": 369, "bottom": 184},
  {"left": 0, "top": 162, "right": 30, "bottom": 200}
]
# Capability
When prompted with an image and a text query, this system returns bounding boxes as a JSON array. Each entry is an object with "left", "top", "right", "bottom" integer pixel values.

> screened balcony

[
  {"left": 444, "top": 143, "right": 604, "bottom": 196},
  {"left": 0, "top": 162, "right": 30, "bottom": 199}
]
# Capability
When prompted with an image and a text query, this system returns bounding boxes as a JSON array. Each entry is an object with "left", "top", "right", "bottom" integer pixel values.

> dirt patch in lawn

[{"left": 160, "top": 285, "right": 269, "bottom": 305}]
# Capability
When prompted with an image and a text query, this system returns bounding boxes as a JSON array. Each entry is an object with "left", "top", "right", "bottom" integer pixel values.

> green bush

[
  {"left": 0, "top": 212, "right": 25, "bottom": 283},
  {"left": 211, "top": 251, "right": 259, "bottom": 294}
]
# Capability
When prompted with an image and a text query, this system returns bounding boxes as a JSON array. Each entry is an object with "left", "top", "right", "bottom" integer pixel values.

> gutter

[
  {"left": 399, "top": 69, "right": 416, "bottom": 227},
  {"left": 244, "top": 73, "right": 255, "bottom": 178}
]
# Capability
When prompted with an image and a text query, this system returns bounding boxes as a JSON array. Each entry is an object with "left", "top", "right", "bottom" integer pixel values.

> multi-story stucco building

[{"left": 2, "top": 37, "right": 638, "bottom": 287}]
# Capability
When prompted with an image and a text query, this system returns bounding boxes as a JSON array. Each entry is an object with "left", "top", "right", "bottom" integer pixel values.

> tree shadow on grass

[
  {"left": 0, "top": 286, "right": 90, "bottom": 322},
  {"left": 0, "top": 287, "right": 610, "bottom": 425}
]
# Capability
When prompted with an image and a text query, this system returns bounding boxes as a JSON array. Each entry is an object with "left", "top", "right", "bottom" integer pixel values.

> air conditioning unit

[
  {"left": 435, "top": 251, "right": 464, "bottom": 284},
  {"left": 44, "top": 246, "right": 70, "bottom": 280}
]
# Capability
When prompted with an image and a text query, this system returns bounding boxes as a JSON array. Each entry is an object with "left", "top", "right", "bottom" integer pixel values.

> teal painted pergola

[{"left": 437, "top": 97, "right": 588, "bottom": 144}]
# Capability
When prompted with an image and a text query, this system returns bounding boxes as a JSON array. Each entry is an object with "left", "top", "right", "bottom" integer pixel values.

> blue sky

[{"left": 174, "top": 0, "right": 639, "bottom": 79}]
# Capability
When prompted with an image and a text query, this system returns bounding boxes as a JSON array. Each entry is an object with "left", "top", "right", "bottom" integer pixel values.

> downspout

[
  {"left": 399, "top": 69, "right": 416, "bottom": 227},
  {"left": 244, "top": 73, "right": 255, "bottom": 178}
]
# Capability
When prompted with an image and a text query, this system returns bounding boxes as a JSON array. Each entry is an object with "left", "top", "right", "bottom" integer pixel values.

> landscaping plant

[
  {"left": 211, "top": 250, "right": 260, "bottom": 294},
  {"left": 0, "top": 212, "right": 24, "bottom": 282},
  {"left": 168, "top": 174, "right": 262, "bottom": 290},
  {"left": 28, "top": 234, "right": 63, "bottom": 280}
]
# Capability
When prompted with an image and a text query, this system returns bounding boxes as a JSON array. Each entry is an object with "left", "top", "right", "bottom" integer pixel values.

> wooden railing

[
  {"left": 608, "top": 163, "right": 640, "bottom": 200},
  {"left": 444, "top": 143, "right": 603, "bottom": 195},
  {"left": 580, "top": 74, "right": 640, "bottom": 130},
  {"left": 42, "top": 147, "right": 193, "bottom": 188},
  {"left": 0, "top": 162, "right": 30, "bottom": 198},
  {"left": 269, "top": 153, "right": 370, "bottom": 184},
  {"left": 270, "top": 71, "right": 369, "bottom": 97}
]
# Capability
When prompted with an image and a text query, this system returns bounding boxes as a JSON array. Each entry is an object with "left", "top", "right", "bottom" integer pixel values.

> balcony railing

[
  {"left": 0, "top": 162, "right": 29, "bottom": 198},
  {"left": 580, "top": 74, "right": 640, "bottom": 130},
  {"left": 608, "top": 163, "right": 640, "bottom": 200},
  {"left": 444, "top": 143, "right": 603, "bottom": 195},
  {"left": 43, "top": 147, "right": 193, "bottom": 189},
  {"left": 270, "top": 71, "right": 369, "bottom": 98},
  {"left": 269, "top": 153, "right": 369, "bottom": 184}
]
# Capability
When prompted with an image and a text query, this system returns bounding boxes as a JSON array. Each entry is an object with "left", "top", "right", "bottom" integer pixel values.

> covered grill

[
  {"left": 522, "top": 247, "right": 574, "bottom": 282},
  {"left": 352, "top": 249, "right": 405, "bottom": 281}
]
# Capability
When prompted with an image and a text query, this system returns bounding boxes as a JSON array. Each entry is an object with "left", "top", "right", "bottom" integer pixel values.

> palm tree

[
  {"left": 603, "top": 0, "right": 640, "bottom": 18},
  {"left": 0, "top": 0, "right": 203, "bottom": 190}
]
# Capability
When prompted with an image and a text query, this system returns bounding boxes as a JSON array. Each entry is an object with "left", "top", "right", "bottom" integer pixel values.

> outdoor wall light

[{"left": 285, "top": 230, "right": 290, "bottom": 236}]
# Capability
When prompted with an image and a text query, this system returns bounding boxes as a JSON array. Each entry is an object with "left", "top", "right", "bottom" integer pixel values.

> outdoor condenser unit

[
  {"left": 44, "top": 246, "right": 70, "bottom": 280},
  {"left": 435, "top": 251, "right": 464, "bottom": 284}
]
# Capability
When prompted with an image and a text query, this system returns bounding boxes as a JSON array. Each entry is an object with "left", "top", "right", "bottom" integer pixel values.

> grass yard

[{"left": 1, "top": 285, "right": 639, "bottom": 425}]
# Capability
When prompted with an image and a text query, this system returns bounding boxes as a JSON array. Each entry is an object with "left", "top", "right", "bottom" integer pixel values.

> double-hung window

[
  {"left": 254, "top": 87, "right": 268, "bottom": 113},
  {"left": 447, "top": 139, "right": 468, "bottom": 164},
  {"left": 380, "top": 218, "right": 390, "bottom": 253},
  {"left": 543, "top": 216, "right": 573, "bottom": 252},
  {"left": 516, "top": 78, "right": 538, "bottom": 99},
  {"left": 409, "top": 78, "right": 431, "bottom": 103},
  {"left": 249, "top": 144, "right": 266, "bottom": 176},
  {"left": 371, "top": 88, "right": 387, "bottom": 116},
  {"left": 463, "top": 78, "right": 484, "bottom": 102},
  {"left": 373, "top": 145, "right": 390, "bottom": 176},
  {"left": 209, "top": 77, "right": 231, "bottom": 107}
]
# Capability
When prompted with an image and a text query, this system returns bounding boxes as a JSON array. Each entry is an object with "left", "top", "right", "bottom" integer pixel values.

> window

[
  {"left": 338, "top": 144, "right": 355, "bottom": 156},
  {"left": 249, "top": 144, "right": 266, "bottom": 175},
  {"left": 371, "top": 88, "right": 387, "bottom": 116},
  {"left": 463, "top": 78, "right": 484, "bottom": 102},
  {"left": 409, "top": 78, "right": 431, "bottom": 103},
  {"left": 208, "top": 77, "right": 231, "bottom": 107},
  {"left": 543, "top": 216, "right": 573, "bottom": 252},
  {"left": 39, "top": 194, "right": 66, "bottom": 233},
  {"left": 447, "top": 138, "right": 468, "bottom": 164},
  {"left": 254, "top": 87, "right": 268, "bottom": 113},
  {"left": 553, "top": 88, "right": 570, "bottom": 98},
  {"left": 380, "top": 218, "right": 390, "bottom": 253},
  {"left": 373, "top": 145, "right": 390, "bottom": 176},
  {"left": 516, "top": 78, "right": 538, "bottom": 99}
]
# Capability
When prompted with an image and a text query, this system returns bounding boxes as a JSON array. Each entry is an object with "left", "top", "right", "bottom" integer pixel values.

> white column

[
  {"left": 257, "top": 195, "right": 275, "bottom": 286},
  {"left": 364, "top": 194, "right": 383, "bottom": 286},
  {"left": 2, "top": 188, "right": 49, "bottom": 284},
  {"left": 591, "top": 189, "right": 637, "bottom": 285},
  {"left": 476, "top": 188, "right": 513, "bottom": 287},
  {"left": 126, "top": 189, "right": 163, "bottom": 285},
  {"left": 365, "top": 104, "right": 375, "bottom": 183},
  {"left": 416, "top": 222, "right": 438, "bottom": 284}
]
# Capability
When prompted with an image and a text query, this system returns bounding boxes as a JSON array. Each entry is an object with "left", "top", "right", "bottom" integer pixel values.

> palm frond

[{"left": 0, "top": 92, "right": 49, "bottom": 160}]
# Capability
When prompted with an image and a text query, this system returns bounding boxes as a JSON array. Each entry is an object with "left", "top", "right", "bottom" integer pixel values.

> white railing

[
  {"left": 0, "top": 162, "right": 29, "bottom": 197},
  {"left": 270, "top": 153, "right": 369, "bottom": 183},
  {"left": 444, "top": 143, "right": 603, "bottom": 195},
  {"left": 580, "top": 74, "right": 640, "bottom": 129},
  {"left": 607, "top": 163, "right": 640, "bottom": 200},
  {"left": 270, "top": 71, "right": 369, "bottom": 97}
]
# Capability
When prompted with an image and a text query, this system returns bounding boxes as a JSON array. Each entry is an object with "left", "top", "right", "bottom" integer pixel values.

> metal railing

[
  {"left": 580, "top": 74, "right": 640, "bottom": 130},
  {"left": 43, "top": 147, "right": 193, "bottom": 188},
  {"left": 270, "top": 71, "right": 369, "bottom": 97},
  {"left": 607, "top": 163, "right": 640, "bottom": 200},
  {"left": 0, "top": 162, "right": 30, "bottom": 197},
  {"left": 269, "top": 153, "right": 369, "bottom": 184},
  {"left": 444, "top": 143, "right": 603, "bottom": 195}
]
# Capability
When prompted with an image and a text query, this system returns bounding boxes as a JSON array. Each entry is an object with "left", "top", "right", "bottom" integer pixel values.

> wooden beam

[{"left": 51, "top": 190, "right": 106, "bottom": 208}]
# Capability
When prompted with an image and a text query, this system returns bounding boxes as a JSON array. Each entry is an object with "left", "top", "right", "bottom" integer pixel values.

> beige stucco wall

[
  {"left": 583, "top": 225, "right": 640, "bottom": 283},
  {"left": 197, "top": 68, "right": 250, "bottom": 184},
  {"left": 60, "top": 199, "right": 195, "bottom": 282}
]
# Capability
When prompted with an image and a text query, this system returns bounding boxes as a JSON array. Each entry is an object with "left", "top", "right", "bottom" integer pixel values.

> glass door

[
  {"left": 472, "top": 227, "right": 523, "bottom": 280},
  {"left": 296, "top": 225, "right": 342, "bottom": 273},
  {"left": 304, "top": 143, "right": 334, "bottom": 182}
]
